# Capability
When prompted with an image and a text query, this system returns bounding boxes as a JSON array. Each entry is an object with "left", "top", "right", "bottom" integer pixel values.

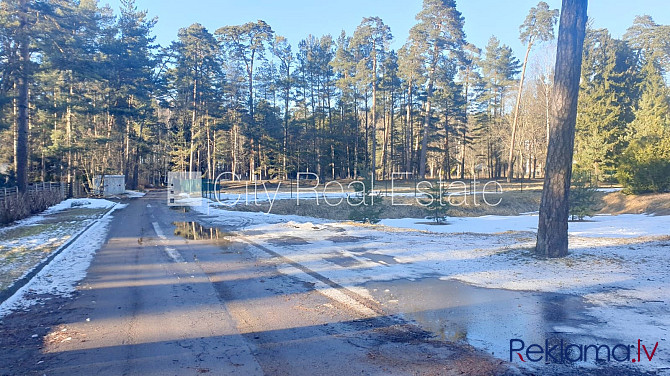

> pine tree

[
  {"left": 419, "top": 181, "right": 449, "bottom": 223},
  {"left": 169, "top": 23, "right": 222, "bottom": 175},
  {"left": 271, "top": 35, "right": 294, "bottom": 179},
  {"left": 569, "top": 170, "right": 597, "bottom": 221},
  {"left": 536, "top": 0, "right": 588, "bottom": 259},
  {"left": 348, "top": 172, "right": 383, "bottom": 224},
  {"left": 351, "top": 17, "right": 392, "bottom": 184},
  {"left": 408, "top": 0, "right": 466, "bottom": 179}
]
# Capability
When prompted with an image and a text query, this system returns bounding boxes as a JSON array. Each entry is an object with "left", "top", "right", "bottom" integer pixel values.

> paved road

[{"left": 0, "top": 191, "right": 511, "bottom": 376}]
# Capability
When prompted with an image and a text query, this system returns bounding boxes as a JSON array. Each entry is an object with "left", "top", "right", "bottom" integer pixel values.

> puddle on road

[
  {"left": 364, "top": 278, "right": 601, "bottom": 362},
  {"left": 326, "top": 235, "right": 363, "bottom": 243},
  {"left": 173, "top": 222, "right": 233, "bottom": 245},
  {"left": 266, "top": 236, "right": 311, "bottom": 246}
]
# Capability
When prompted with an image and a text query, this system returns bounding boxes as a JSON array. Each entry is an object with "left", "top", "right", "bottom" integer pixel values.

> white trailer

[{"left": 93, "top": 175, "right": 126, "bottom": 197}]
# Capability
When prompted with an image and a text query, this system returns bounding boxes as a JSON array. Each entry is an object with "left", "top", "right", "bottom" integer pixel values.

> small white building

[{"left": 93, "top": 175, "right": 125, "bottom": 197}]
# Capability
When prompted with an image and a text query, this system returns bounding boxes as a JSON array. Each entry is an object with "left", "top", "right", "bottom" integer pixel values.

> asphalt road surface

[
  {"left": 1, "top": 191, "right": 652, "bottom": 376},
  {"left": 0, "top": 191, "right": 513, "bottom": 376}
]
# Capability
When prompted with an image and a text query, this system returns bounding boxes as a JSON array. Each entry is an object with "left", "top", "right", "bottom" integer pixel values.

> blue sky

[{"left": 105, "top": 0, "right": 669, "bottom": 61}]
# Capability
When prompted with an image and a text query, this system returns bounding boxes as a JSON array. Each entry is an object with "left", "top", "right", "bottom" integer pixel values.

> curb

[{"left": 0, "top": 203, "right": 119, "bottom": 305}]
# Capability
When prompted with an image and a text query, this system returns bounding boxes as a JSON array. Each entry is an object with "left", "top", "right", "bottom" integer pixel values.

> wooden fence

[{"left": 0, "top": 182, "right": 67, "bottom": 202}]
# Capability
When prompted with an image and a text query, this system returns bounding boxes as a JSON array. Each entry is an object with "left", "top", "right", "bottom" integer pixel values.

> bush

[
  {"left": 617, "top": 137, "right": 670, "bottom": 194},
  {"left": 569, "top": 170, "right": 598, "bottom": 221},
  {"left": 348, "top": 174, "right": 383, "bottom": 224},
  {"left": 419, "top": 182, "right": 450, "bottom": 224}
]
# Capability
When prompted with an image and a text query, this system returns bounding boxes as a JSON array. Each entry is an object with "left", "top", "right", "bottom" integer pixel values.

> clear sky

[{"left": 105, "top": 0, "right": 670, "bottom": 62}]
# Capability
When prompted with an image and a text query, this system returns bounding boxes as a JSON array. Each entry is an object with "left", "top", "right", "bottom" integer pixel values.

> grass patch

[
  {"left": 0, "top": 205, "right": 109, "bottom": 292},
  {"left": 224, "top": 190, "right": 543, "bottom": 221},
  {"left": 223, "top": 190, "right": 670, "bottom": 219}
]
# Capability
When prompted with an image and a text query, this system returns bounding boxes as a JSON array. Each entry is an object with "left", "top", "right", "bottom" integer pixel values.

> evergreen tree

[
  {"left": 419, "top": 181, "right": 449, "bottom": 223},
  {"left": 569, "top": 170, "right": 597, "bottom": 221},
  {"left": 408, "top": 0, "right": 466, "bottom": 179},
  {"left": 348, "top": 173, "right": 383, "bottom": 224},
  {"left": 351, "top": 17, "right": 392, "bottom": 183},
  {"left": 575, "top": 28, "right": 638, "bottom": 180},
  {"left": 167, "top": 23, "right": 221, "bottom": 175},
  {"left": 271, "top": 35, "right": 294, "bottom": 179}
]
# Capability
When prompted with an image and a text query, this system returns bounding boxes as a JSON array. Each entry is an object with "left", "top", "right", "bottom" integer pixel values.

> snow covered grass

[
  {"left": 0, "top": 199, "right": 118, "bottom": 296},
  {"left": 0, "top": 201, "right": 125, "bottom": 317},
  {"left": 196, "top": 200, "right": 670, "bottom": 370},
  {"left": 381, "top": 213, "right": 670, "bottom": 238},
  {"left": 124, "top": 190, "right": 146, "bottom": 198}
]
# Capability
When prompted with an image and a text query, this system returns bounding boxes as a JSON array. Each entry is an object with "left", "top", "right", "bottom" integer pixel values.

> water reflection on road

[
  {"left": 173, "top": 221, "right": 233, "bottom": 245},
  {"left": 364, "top": 278, "right": 598, "bottom": 360}
]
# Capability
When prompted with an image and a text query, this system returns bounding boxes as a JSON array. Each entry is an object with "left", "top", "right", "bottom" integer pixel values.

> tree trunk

[
  {"left": 443, "top": 100, "right": 451, "bottom": 180},
  {"left": 536, "top": 0, "right": 588, "bottom": 258},
  {"left": 13, "top": 83, "right": 18, "bottom": 176},
  {"left": 419, "top": 45, "right": 439, "bottom": 179},
  {"left": 507, "top": 41, "right": 533, "bottom": 182},
  {"left": 132, "top": 121, "right": 143, "bottom": 189},
  {"left": 206, "top": 117, "right": 212, "bottom": 180},
  {"left": 405, "top": 82, "right": 413, "bottom": 174},
  {"left": 189, "top": 77, "right": 197, "bottom": 172},
  {"left": 371, "top": 50, "right": 378, "bottom": 183},
  {"left": 16, "top": 0, "right": 30, "bottom": 192},
  {"left": 419, "top": 76, "right": 434, "bottom": 179},
  {"left": 67, "top": 82, "right": 73, "bottom": 188},
  {"left": 283, "top": 74, "right": 290, "bottom": 180},
  {"left": 460, "top": 70, "right": 470, "bottom": 180},
  {"left": 124, "top": 119, "right": 130, "bottom": 181},
  {"left": 418, "top": 84, "right": 432, "bottom": 179},
  {"left": 389, "top": 91, "right": 395, "bottom": 180}
]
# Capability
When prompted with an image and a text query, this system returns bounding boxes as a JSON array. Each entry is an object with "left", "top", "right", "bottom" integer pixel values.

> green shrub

[
  {"left": 617, "top": 137, "right": 670, "bottom": 194},
  {"left": 569, "top": 170, "right": 598, "bottom": 221},
  {"left": 348, "top": 174, "right": 383, "bottom": 224},
  {"left": 419, "top": 182, "right": 450, "bottom": 224}
]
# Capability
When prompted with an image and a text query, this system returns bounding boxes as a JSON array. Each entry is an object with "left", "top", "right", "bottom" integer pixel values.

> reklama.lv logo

[{"left": 510, "top": 339, "right": 659, "bottom": 364}]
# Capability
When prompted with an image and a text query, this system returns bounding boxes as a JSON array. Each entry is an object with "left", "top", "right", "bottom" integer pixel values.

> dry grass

[
  {"left": 599, "top": 191, "right": 670, "bottom": 215},
  {"left": 226, "top": 189, "right": 670, "bottom": 219},
  {"left": 216, "top": 178, "right": 670, "bottom": 219},
  {"left": 226, "top": 190, "right": 543, "bottom": 220}
]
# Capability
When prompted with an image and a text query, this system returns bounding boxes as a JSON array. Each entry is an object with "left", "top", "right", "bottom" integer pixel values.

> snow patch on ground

[
  {"left": 196, "top": 202, "right": 669, "bottom": 371},
  {"left": 193, "top": 199, "right": 327, "bottom": 228},
  {"left": 0, "top": 203, "right": 126, "bottom": 317},
  {"left": 381, "top": 213, "right": 670, "bottom": 238},
  {"left": 124, "top": 190, "right": 146, "bottom": 198},
  {"left": 42, "top": 198, "right": 118, "bottom": 214},
  {"left": 596, "top": 187, "right": 624, "bottom": 193}
]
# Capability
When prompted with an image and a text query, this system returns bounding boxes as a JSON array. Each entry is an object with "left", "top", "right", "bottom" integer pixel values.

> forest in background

[{"left": 0, "top": 0, "right": 669, "bottom": 193}]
